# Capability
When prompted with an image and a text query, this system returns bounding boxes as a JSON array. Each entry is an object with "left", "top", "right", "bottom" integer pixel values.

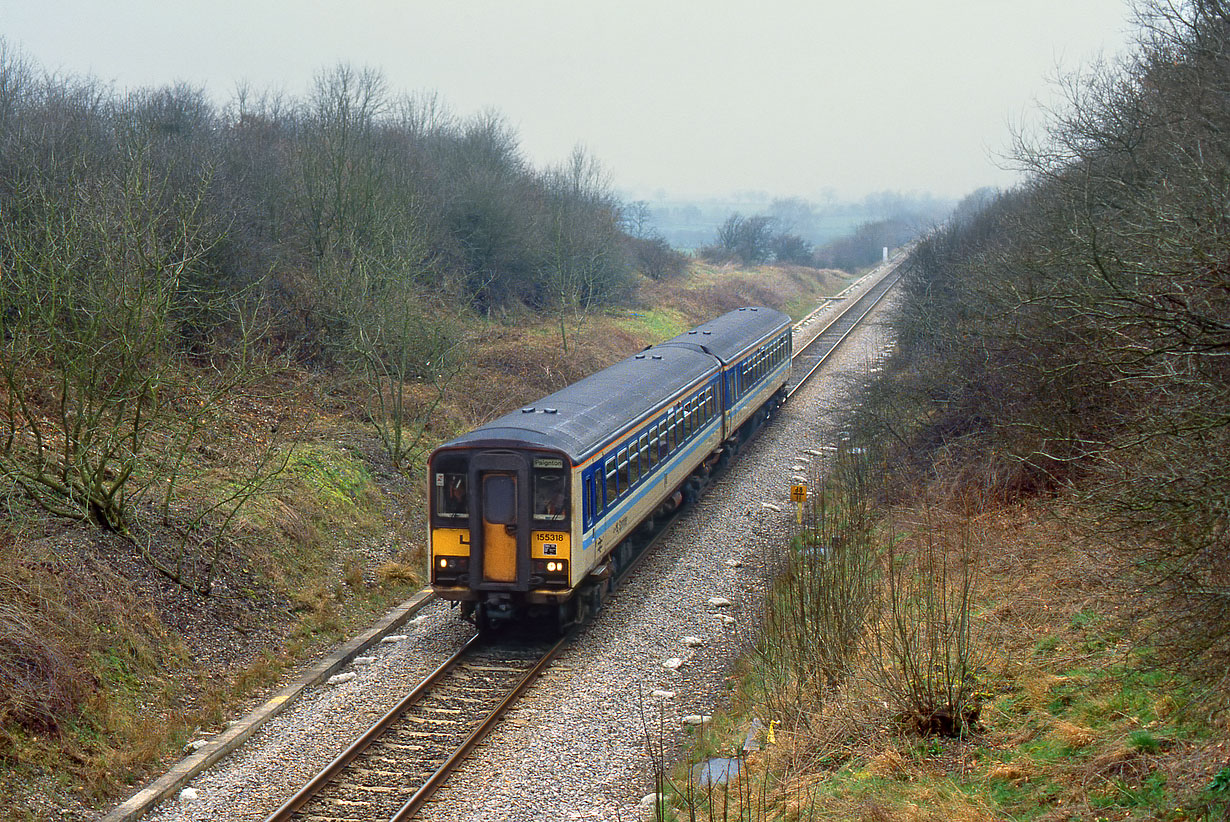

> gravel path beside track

[{"left": 137, "top": 282, "right": 898, "bottom": 822}]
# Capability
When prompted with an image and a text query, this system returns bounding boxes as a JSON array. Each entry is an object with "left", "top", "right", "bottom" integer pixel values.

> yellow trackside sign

[{"left": 791, "top": 484, "right": 807, "bottom": 524}]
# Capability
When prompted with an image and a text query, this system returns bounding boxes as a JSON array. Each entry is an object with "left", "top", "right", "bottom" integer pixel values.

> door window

[{"left": 483, "top": 474, "right": 516, "bottom": 524}]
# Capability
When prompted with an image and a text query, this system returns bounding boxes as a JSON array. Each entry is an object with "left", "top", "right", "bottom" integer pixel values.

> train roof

[
  {"left": 437, "top": 345, "right": 719, "bottom": 462},
  {"left": 655, "top": 306, "right": 790, "bottom": 363}
]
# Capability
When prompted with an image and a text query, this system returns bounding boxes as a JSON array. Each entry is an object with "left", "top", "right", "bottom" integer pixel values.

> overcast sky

[{"left": 1, "top": 1, "right": 1135, "bottom": 201}]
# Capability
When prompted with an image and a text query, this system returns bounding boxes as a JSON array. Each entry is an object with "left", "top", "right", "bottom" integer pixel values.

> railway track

[
  {"left": 786, "top": 262, "right": 901, "bottom": 397},
  {"left": 262, "top": 501, "right": 680, "bottom": 821},
  {"left": 257, "top": 265, "right": 901, "bottom": 822},
  {"left": 263, "top": 633, "right": 565, "bottom": 822}
]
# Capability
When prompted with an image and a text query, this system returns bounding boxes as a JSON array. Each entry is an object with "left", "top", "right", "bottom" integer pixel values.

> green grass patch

[
  {"left": 612, "top": 307, "right": 689, "bottom": 342},
  {"left": 286, "top": 443, "right": 376, "bottom": 512}
]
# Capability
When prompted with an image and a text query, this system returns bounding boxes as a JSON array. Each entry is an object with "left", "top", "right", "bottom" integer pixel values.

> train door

[
  {"left": 481, "top": 472, "right": 518, "bottom": 583},
  {"left": 470, "top": 451, "right": 529, "bottom": 589}
]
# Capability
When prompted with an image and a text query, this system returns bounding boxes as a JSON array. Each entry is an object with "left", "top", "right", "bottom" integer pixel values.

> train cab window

[
  {"left": 533, "top": 471, "right": 567, "bottom": 520},
  {"left": 483, "top": 474, "right": 516, "bottom": 525},
  {"left": 436, "top": 473, "right": 468, "bottom": 519}
]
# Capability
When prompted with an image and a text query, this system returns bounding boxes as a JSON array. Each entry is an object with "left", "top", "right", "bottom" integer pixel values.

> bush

[{"left": 626, "top": 234, "right": 689, "bottom": 280}]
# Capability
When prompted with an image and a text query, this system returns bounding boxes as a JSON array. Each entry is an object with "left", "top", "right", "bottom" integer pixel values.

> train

[{"left": 427, "top": 306, "right": 793, "bottom": 629}]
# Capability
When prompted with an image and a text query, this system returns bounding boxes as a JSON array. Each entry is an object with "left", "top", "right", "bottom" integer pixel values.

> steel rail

[
  {"left": 261, "top": 631, "right": 485, "bottom": 822},
  {"left": 390, "top": 630, "right": 572, "bottom": 820},
  {"left": 786, "top": 267, "right": 901, "bottom": 399},
  {"left": 263, "top": 631, "right": 573, "bottom": 822}
]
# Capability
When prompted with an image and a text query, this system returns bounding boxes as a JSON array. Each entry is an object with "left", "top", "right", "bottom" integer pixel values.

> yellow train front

[{"left": 428, "top": 306, "right": 792, "bottom": 629}]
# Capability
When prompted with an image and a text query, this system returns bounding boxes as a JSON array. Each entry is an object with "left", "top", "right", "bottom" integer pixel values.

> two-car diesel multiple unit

[{"left": 428, "top": 306, "right": 792, "bottom": 628}]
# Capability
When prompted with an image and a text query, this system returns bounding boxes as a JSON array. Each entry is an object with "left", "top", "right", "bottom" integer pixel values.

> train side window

[
  {"left": 605, "top": 460, "right": 618, "bottom": 506},
  {"left": 618, "top": 449, "right": 630, "bottom": 493},
  {"left": 639, "top": 433, "right": 650, "bottom": 471},
  {"left": 582, "top": 475, "right": 591, "bottom": 526},
  {"left": 436, "top": 473, "right": 468, "bottom": 519}
]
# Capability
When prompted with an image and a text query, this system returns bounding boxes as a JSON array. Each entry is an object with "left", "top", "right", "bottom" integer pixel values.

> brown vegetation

[
  {"left": 660, "top": 3, "right": 1230, "bottom": 818},
  {"left": 0, "top": 255, "right": 838, "bottom": 817}
]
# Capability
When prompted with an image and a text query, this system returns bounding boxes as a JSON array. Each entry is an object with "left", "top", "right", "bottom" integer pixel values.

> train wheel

[{"left": 556, "top": 599, "right": 576, "bottom": 635}]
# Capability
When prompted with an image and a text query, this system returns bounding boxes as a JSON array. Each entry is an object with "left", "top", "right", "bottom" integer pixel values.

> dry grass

[
  {"left": 670, "top": 495, "right": 1230, "bottom": 821},
  {"left": 2, "top": 259, "right": 845, "bottom": 817}
]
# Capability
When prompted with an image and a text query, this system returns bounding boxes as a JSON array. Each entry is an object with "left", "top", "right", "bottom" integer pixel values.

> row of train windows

[
  {"left": 584, "top": 383, "right": 718, "bottom": 524},
  {"left": 735, "top": 333, "right": 790, "bottom": 399}
]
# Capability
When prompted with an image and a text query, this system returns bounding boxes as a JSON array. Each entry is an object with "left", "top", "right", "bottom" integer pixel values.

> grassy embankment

[
  {"left": 661, "top": 485, "right": 1230, "bottom": 820},
  {"left": 0, "top": 262, "right": 844, "bottom": 818},
  {"left": 653, "top": 285, "right": 1230, "bottom": 819}
]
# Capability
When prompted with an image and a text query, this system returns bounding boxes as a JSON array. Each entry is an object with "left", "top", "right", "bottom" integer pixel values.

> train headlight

[
  {"left": 434, "top": 556, "right": 468, "bottom": 573},
  {"left": 547, "top": 561, "right": 558, "bottom": 572}
]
